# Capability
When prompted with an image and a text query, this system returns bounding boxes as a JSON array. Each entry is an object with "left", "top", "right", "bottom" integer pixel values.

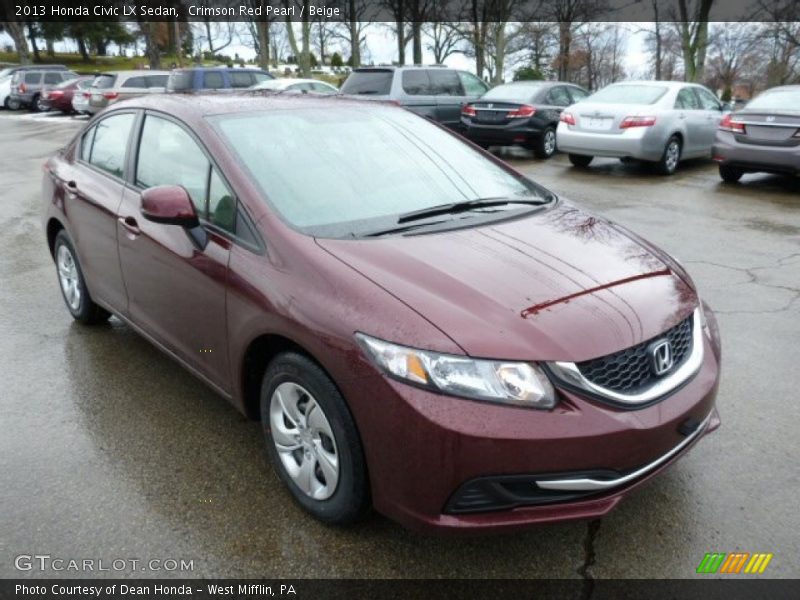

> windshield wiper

[
  {"left": 359, "top": 220, "right": 450, "bottom": 238},
  {"left": 396, "top": 196, "right": 551, "bottom": 224}
]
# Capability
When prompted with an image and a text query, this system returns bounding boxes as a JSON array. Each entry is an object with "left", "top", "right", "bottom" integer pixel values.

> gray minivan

[{"left": 340, "top": 65, "right": 489, "bottom": 131}]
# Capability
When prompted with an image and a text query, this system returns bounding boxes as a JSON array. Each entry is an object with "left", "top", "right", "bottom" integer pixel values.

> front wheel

[
  {"left": 53, "top": 231, "right": 111, "bottom": 324},
  {"left": 6, "top": 97, "right": 20, "bottom": 110},
  {"left": 719, "top": 164, "right": 744, "bottom": 183},
  {"left": 655, "top": 136, "right": 681, "bottom": 175},
  {"left": 34, "top": 94, "right": 48, "bottom": 113},
  {"left": 568, "top": 153, "right": 593, "bottom": 167},
  {"left": 261, "top": 353, "right": 369, "bottom": 525},
  {"left": 533, "top": 127, "right": 557, "bottom": 159}
]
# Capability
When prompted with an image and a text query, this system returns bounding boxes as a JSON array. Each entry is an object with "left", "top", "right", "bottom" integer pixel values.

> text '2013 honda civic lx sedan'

[{"left": 42, "top": 94, "right": 721, "bottom": 534}]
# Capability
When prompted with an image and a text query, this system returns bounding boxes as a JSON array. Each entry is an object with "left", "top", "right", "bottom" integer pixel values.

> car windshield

[
  {"left": 481, "top": 83, "right": 542, "bottom": 102},
  {"left": 746, "top": 88, "right": 800, "bottom": 111},
  {"left": 211, "top": 106, "right": 547, "bottom": 237},
  {"left": 340, "top": 70, "right": 393, "bottom": 95},
  {"left": 589, "top": 84, "right": 668, "bottom": 105},
  {"left": 92, "top": 74, "right": 116, "bottom": 89}
]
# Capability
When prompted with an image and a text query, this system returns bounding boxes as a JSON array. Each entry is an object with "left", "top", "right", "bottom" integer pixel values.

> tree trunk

[
  {"left": 27, "top": 24, "right": 40, "bottom": 62},
  {"left": 557, "top": 21, "right": 572, "bottom": 81},
  {"left": 144, "top": 24, "right": 161, "bottom": 69},
  {"left": 5, "top": 21, "right": 31, "bottom": 64},
  {"left": 96, "top": 39, "right": 108, "bottom": 57},
  {"left": 492, "top": 24, "right": 505, "bottom": 84},
  {"left": 300, "top": 6, "right": 311, "bottom": 76},
  {"left": 256, "top": 21, "right": 270, "bottom": 70},
  {"left": 46, "top": 38, "right": 55, "bottom": 58},
  {"left": 349, "top": 0, "right": 360, "bottom": 67},
  {"left": 76, "top": 37, "right": 90, "bottom": 62},
  {"left": 396, "top": 19, "right": 405, "bottom": 65},
  {"left": 653, "top": 1, "right": 662, "bottom": 79},
  {"left": 412, "top": 21, "right": 422, "bottom": 65},
  {"left": 205, "top": 19, "right": 215, "bottom": 55}
]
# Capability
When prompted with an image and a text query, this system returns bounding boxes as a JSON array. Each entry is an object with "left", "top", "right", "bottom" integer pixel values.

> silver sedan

[{"left": 556, "top": 81, "right": 725, "bottom": 175}]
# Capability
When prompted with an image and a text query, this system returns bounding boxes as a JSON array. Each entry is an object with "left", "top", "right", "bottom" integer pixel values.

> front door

[{"left": 116, "top": 113, "right": 232, "bottom": 392}]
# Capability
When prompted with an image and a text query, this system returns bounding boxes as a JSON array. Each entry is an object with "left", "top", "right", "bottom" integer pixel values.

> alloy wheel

[
  {"left": 543, "top": 129, "right": 556, "bottom": 156},
  {"left": 56, "top": 244, "right": 82, "bottom": 311},
  {"left": 269, "top": 382, "right": 339, "bottom": 500},
  {"left": 665, "top": 140, "right": 680, "bottom": 172}
]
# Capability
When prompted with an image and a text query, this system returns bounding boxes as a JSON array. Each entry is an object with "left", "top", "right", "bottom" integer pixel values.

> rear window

[
  {"left": 167, "top": 70, "right": 193, "bottom": 91},
  {"left": 229, "top": 71, "right": 253, "bottom": 88},
  {"left": 147, "top": 74, "right": 167, "bottom": 88},
  {"left": 589, "top": 84, "right": 668, "bottom": 105},
  {"left": 204, "top": 71, "right": 225, "bottom": 89},
  {"left": 122, "top": 76, "right": 146, "bottom": 88},
  {"left": 340, "top": 70, "right": 393, "bottom": 95},
  {"left": 482, "top": 83, "right": 542, "bottom": 102},
  {"left": 92, "top": 74, "right": 117, "bottom": 89},
  {"left": 746, "top": 88, "right": 800, "bottom": 111}
]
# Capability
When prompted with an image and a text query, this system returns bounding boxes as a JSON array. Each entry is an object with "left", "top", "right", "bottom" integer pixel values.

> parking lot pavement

[{"left": 1, "top": 112, "right": 798, "bottom": 580}]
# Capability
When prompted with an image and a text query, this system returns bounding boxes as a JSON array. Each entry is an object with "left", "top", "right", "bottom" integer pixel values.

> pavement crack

[{"left": 578, "top": 519, "right": 602, "bottom": 600}]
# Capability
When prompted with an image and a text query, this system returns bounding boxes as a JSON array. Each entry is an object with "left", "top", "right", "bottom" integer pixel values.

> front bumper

[
  {"left": 556, "top": 123, "right": 666, "bottom": 161},
  {"left": 713, "top": 131, "right": 799, "bottom": 175},
  {"left": 341, "top": 324, "right": 721, "bottom": 534}
]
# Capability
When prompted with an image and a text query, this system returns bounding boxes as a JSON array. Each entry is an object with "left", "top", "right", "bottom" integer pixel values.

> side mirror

[{"left": 140, "top": 185, "right": 199, "bottom": 229}]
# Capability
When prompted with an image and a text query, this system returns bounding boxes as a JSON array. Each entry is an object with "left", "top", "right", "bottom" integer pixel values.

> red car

[
  {"left": 40, "top": 76, "right": 93, "bottom": 114},
  {"left": 42, "top": 94, "right": 721, "bottom": 533}
]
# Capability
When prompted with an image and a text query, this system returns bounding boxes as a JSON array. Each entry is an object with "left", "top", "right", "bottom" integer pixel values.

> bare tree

[
  {"left": 382, "top": 0, "right": 411, "bottom": 64},
  {"left": 283, "top": 1, "right": 312, "bottom": 76},
  {"left": 514, "top": 22, "right": 558, "bottom": 77},
  {"left": 423, "top": 22, "right": 463, "bottom": 64},
  {"left": 705, "top": 22, "right": 762, "bottom": 94},
  {"left": 312, "top": 19, "right": 337, "bottom": 65},
  {"left": 334, "top": 0, "right": 374, "bottom": 67},
  {"left": 674, "top": 0, "right": 715, "bottom": 82},
  {"left": 573, "top": 23, "right": 626, "bottom": 90}
]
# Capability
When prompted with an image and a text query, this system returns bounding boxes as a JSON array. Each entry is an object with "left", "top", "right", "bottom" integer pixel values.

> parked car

[
  {"left": 340, "top": 65, "right": 490, "bottom": 131},
  {"left": 85, "top": 70, "right": 170, "bottom": 115},
  {"left": 461, "top": 81, "right": 589, "bottom": 158},
  {"left": 712, "top": 85, "right": 800, "bottom": 182},
  {"left": 71, "top": 87, "right": 91, "bottom": 115},
  {"left": 8, "top": 68, "right": 79, "bottom": 111},
  {"left": 42, "top": 94, "right": 721, "bottom": 533},
  {"left": 167, "top": 67, "right": 274, "bottom": 92},
  {"left": 250, "top": 77, "right": 338, "bottom": 94},
  {"left": 556, "top": 81, "right": 725, "bottom": 175},
  {"left": 40, "top": 76, "right": 93, "bottom": 114},
  {"left": 0, "top": 64, "right": 69, "bottom": 109}
]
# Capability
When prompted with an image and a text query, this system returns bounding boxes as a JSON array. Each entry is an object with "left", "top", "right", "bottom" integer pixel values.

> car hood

[{"left": 316, "top": 203, "right": 697, "bottom": 362}]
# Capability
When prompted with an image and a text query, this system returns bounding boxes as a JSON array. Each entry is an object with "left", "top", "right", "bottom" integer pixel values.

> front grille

[{"left": 575, "top": 316, "right": 693, "bottom": 394}]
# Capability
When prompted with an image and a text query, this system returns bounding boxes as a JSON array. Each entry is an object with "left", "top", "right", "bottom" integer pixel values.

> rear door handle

[{"left": 118, "top": 216, "right": 140, "bottom": 236}]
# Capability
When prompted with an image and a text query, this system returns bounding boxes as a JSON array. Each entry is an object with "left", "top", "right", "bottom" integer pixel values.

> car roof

[
  {"left": 173, "top": 66, "right": 269, "bottom": 72},
  {"left": 606, "top": 80, "right": 701, "bottom": 89},
  {"left": 107, "top": 91, "right": 383, "bottom": 121},
  {"left": 353, "top": 65, "right": 453, "bottom": 71},
  {"left": 100, "top": 70, "right": 171, "bottom": 77}
]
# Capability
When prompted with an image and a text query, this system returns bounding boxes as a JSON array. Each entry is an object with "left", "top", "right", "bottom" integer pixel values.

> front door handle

[{"left": 118, "top": 216, "right": 140, "bottom": 237}]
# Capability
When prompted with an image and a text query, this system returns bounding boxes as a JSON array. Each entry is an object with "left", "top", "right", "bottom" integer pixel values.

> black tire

[
  {"left": 2, "top": 96, "right": 9, "bottom": 110},
  {"left": 533, "top": 127, "right": 557, "bottom": 159},
  {"left": 53, "top": 231, "right": 111, "bottom": 325},
  {"left": 655, "top": 135, "right": 681, "bottom": 175},
  {"left": 719, "top": 164, "right": 744, "bottom": 183},
  {"left": 32, "top": 93, "right": 47, "bottom": 113},
  {"left": 6, "top": 97, "right": 20, "bottom": 110},
  {"left": 260, "top": 352, "right": 369, "bottom": 525},
  {"left": 568, "top": 153, "right": 593, "bottom": 167}
]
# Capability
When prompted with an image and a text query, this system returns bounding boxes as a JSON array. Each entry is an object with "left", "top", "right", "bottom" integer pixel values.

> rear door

[
  {"left": 399, "top": 70, "right": 437, "bottom": 120},
  {"left": 116, "top": 112, "right": 233, "bottom": 391},
  {"left": 57, "top": 111, "right": 136, "bottom": 312},
  {"left": 542, "top": 85, "right": 573, "bottom": 123},
  {"left": 693, "top": 86, "right": 724, "bottom": 150},
  {"left": 674, "top": 87, "right": 706, "bottom": 155},
  {"left": 430, "top": 69, "right": 467, "bottom": 129}
]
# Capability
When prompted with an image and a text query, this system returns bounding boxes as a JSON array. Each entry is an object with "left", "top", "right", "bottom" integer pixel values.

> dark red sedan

[
  {"left": 40, "top": 76, "right": 93, "bottom": 113},
  {"left": 42, "top": 94, "right": 721, "bottom": 533}
]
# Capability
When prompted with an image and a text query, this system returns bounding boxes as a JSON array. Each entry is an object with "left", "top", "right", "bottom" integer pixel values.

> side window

[
  {"left": 695, "top": 87, "right": 721, "bottom": 111},
  {"left": 229, "top": 71, "right": 254, "bottom": 88},
  {"left": 428, "top": 70, "right": 463, "bottom": 96},
  {"left": 208, "top": 169, "right": 236, "bottom": 232},
  {"left": 312, "top": 82, "right": 334, "bottom": 93},
  {"left": 44, "top": 72, "right": 62, "bottom": 84},
  {"left": 80, "top": 126, "right": 97, "bottom": 162},
  {"left": 569, "top": 87, "right": 589, "bottom": 102},
  {"left": 401, "top": 70, "right": 431, "bottom": 95},
  {"left": 122, "top": 76, "right": 146, "bottom": 88},
  {"left": 147, "top": 75, "right": 168, "bottom": 88},
  {"left": 675, "top": 88, "right": 701, "bottom": 110},
  {"left": 288, "top": 82, "right": 313, "bottom": 92},
  {"left": 458, "top": 71, "right": 488, "bottom": 97},
  {"left": 136, "top": 115, "right": 209, "bottom": 212},
  {"left": 204, "top": 72, "right": 225, "bottom": 89},
  {"left": 252, "top": 72, "right": 272, "bottom": 84},
  {"left": 546, "top": 86, "right": 572, "bottom": 106},
  {"left": 24, "top": 72, "right": 41, "bottom": 84},
  {"left": 85, "top": 113, "right": 136, "bottom": 178}
]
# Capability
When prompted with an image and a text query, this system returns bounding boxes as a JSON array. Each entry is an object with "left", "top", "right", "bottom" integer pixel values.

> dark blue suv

[{"left": 167, "top": 67, "right": 274, "bottom": 92}]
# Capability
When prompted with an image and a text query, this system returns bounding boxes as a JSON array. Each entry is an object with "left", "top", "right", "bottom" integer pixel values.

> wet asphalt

[{"left": 0, "top": 111, "right": 798, "bottom": 580}]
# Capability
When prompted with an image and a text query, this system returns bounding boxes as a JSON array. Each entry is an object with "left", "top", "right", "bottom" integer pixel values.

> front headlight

[{"left": 355, "top": 333, "right": 556, "bottom": 410}]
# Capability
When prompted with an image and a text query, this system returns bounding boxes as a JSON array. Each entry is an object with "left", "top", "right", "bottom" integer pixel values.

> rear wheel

[
  {"left": 568, "top": 153, "right": 593, "bottom": 167},
  {"left": 261, "top": 352, "right": 369, "bottom": 525},
  {"left": 53, "top": 231, "right": 111, "bottom": 325},
  {"left": 34, "top": 94, "right": 48, "bottom": 113},
  {"left": 6, "top": 97, "right": 20, "bottom": 110},
  {"left": 655, "top": 135, "right": 681, "bottom": 175},
  {"left": 533, "top": 127, "right": 557, "bottom": 159},
  {"left": 719, "top": 164, "right": 744, "bottom": 183}
]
